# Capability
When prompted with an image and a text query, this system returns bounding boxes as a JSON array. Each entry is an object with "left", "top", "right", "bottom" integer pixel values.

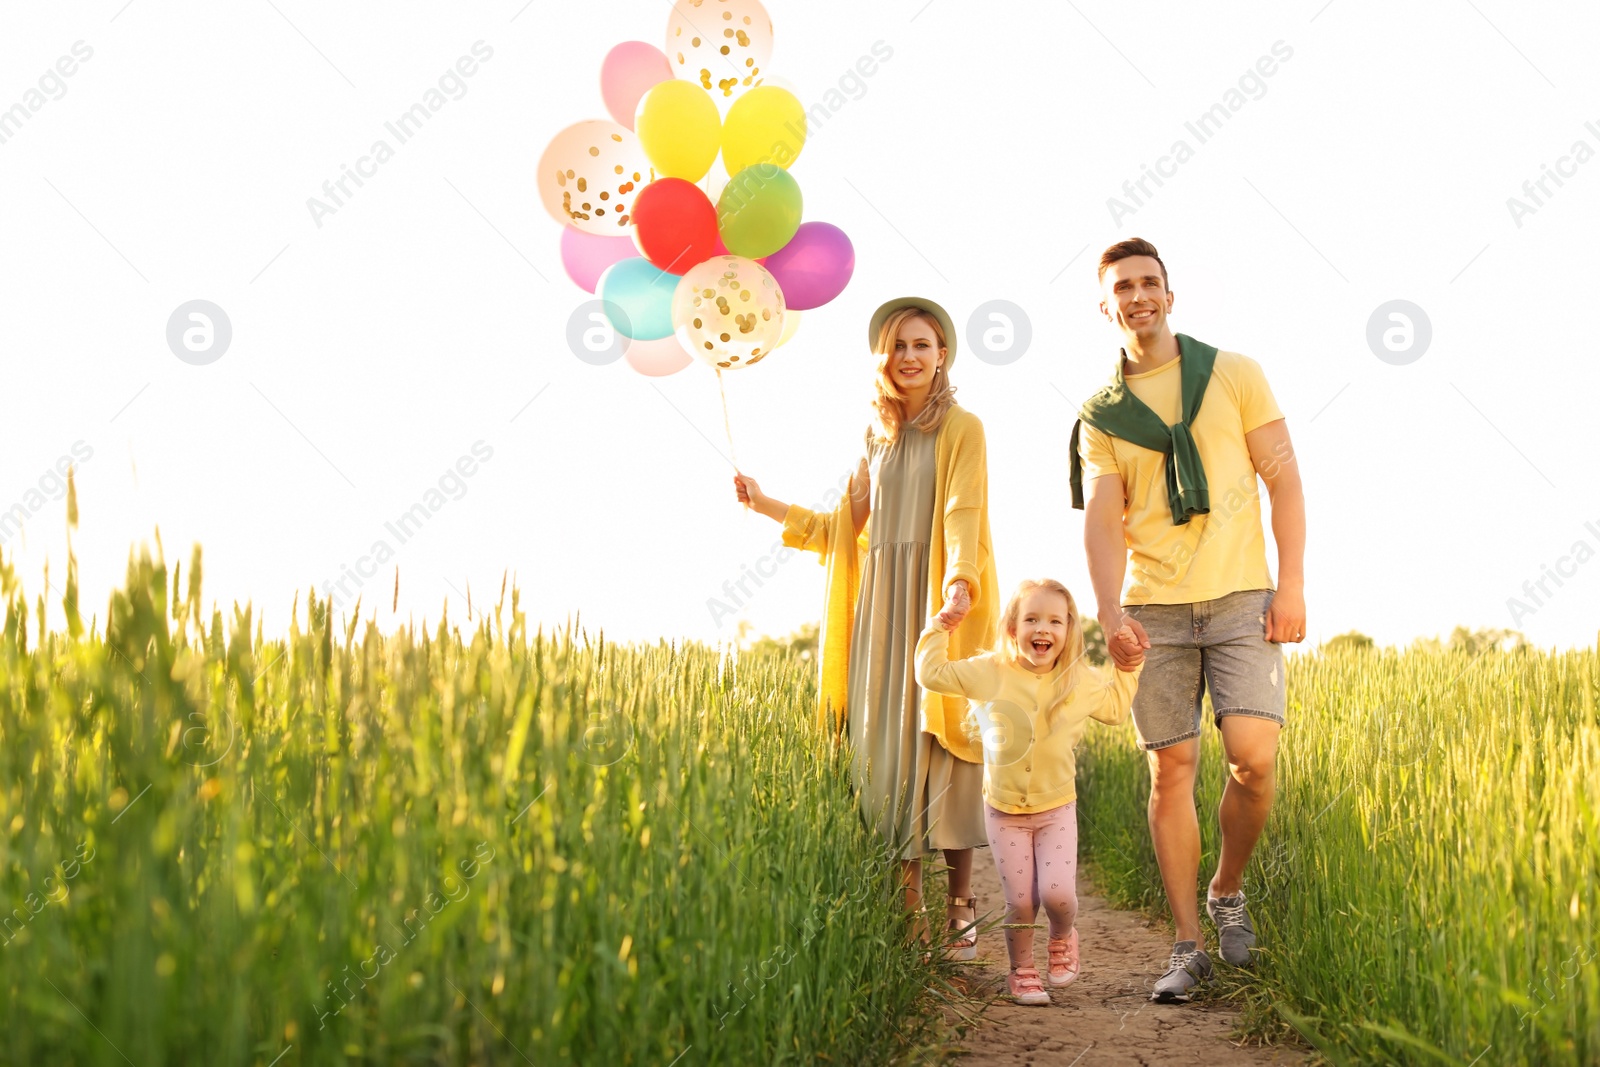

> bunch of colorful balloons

[{"left": 537, "top": 0, "right": 856, "bottom": 379}]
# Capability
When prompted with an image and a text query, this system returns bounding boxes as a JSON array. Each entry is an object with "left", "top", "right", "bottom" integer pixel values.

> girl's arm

[
  {"left": 914, "top": 618, "right": 999, "bottom": 701},
  {"left": 1088, "top": 661, "right": 1143, "bottom": 725}
]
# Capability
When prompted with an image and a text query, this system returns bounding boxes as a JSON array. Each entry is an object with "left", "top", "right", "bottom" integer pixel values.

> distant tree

[
  {"left": 1081, "top": 618, "right": 1107, "bottom": 667},
  {"left": 1409, "top": 627, "right": 1527, "bottom": 655},
  {"left": 1322, "top": 631, "right": 1376, "bottom": 654},
  {"left": 1447, "top": 626, "right": 1528, "bottom": 655},
  {"left": 745, "top": 620, "right": 819, "bottom": 662}
]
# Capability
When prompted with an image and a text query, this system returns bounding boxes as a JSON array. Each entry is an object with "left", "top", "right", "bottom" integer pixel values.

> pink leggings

[{"left": 985, "top": 801, "right": 1078, "bottom": 970}]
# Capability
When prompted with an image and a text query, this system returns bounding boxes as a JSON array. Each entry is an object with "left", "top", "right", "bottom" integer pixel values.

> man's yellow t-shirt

[{"left": 1079, "top": 348, "right": 1284, "bottom": 607}]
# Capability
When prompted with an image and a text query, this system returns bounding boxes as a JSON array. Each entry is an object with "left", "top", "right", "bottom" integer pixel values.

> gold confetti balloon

[
  {"left": 672, "top": 255, "right": 787, "bottom": 371},
  {"left": 665, "top": 0, "right": 774, "bottom": 109},
  {"left": 536, "top": 120, "right": 655, "bottom": 236}
]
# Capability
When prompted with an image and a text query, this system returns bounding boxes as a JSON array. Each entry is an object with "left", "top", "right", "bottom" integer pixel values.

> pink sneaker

[
  {"left": 1007, "top": 966, "right": 1050, "bottom": 1006},
  {"left": 1047, "top": 927, "right": 1080, "bottom": 987}
]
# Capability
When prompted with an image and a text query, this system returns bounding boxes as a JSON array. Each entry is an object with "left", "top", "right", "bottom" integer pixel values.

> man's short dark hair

[{"left": 1098, "top": 238, "right": 1169, "bottom": 289}]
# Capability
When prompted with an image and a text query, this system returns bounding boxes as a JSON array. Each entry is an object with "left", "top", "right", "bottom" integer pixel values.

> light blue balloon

[{"left": 597, "top": 257, "right": 676, "bottom": 340}]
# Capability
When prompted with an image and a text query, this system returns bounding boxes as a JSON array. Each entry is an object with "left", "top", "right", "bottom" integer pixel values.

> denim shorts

[{"left": 1124, "top": 588, "right": 1286, "bottom": 750}]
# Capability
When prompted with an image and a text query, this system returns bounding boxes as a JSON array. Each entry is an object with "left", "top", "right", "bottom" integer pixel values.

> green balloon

[{"left": 717, "top": 165, "right": 803, "bottom": 259}]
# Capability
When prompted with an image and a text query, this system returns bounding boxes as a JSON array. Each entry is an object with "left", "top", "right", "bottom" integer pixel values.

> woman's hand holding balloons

[{"left": 734, "top": 473, "right": 786, "bottom": 522}]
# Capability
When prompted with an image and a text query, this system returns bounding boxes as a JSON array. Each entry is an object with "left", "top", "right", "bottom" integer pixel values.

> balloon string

[{"left": 717, "top": 367, "right": 740, "bottom": 471}]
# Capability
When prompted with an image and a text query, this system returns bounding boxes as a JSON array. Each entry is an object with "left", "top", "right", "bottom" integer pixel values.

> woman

[{"left": 733, "top": 296, "right": 1000, "bottom": 956}]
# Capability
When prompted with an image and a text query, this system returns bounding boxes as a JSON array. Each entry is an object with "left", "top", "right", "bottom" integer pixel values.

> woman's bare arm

[{"left": 732, "top": 474, "right": 789, "bottom": 522}]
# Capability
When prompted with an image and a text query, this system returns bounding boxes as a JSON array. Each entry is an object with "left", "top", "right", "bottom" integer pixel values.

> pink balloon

[
  {"left": 623, "top": 333, "right": 694, "bottom": 377},
  {"left": 762, "top": 222, "right": 855, "bottom": 310},
  {"left": 601, "top": 42, "right": 673, "bottom": 130},
  {"left": 561, "top": 227, "right": 638, "bottom": 293}
]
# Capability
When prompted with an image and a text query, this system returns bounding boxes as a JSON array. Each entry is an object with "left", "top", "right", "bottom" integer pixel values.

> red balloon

[{"left": 631, "top": 178, "right": 719, "bottom": 274}]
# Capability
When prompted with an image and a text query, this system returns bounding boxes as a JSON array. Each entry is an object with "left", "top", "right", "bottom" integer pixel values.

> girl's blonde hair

[
  {"left": 869, "top": 307, "right": 957, "bottom": 444},
  {"left": 997, "top": 578, "right": 1087, "bottom": 726}
]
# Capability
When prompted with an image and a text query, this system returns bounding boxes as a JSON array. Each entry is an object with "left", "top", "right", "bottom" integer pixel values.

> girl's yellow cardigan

[{"left": 780, "top": 404, "right": 999, "bottom": 764}]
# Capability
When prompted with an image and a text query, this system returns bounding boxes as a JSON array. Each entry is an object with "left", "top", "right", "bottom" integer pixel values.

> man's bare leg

[
  {"left": 1210, "top": 716, "right": 1280, "bottom": 897},
  {"left": 1147, "top": 737, "right": 1203, "bottom": 945}
]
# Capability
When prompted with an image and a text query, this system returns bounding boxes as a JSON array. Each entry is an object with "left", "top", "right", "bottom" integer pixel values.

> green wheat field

[
  {"left": 3, "top": 512, "right": 1597, "bottom": 1062},
  {"left": 1078, "top": 641, "right": 1600, "bottom": 1065},
  {"left": 0, "top": 534, "right": 949, "bottom": 1064}
]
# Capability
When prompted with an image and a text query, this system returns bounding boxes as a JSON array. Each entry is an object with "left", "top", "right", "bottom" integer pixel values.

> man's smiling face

[{"left": 1100, "top": 255, "right": 1174, "bottom": 344}]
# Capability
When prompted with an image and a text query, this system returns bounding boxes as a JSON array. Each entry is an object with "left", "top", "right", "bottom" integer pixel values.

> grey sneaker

[
  {"left": 1150, "top": 940, "right": 1213, "bottom": 1003},
  {"left": 1206, "top": 890, "right": 1257, "bottom": 967}
]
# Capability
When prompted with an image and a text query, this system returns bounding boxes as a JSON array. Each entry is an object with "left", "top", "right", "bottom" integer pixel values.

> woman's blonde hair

[
  {"left": 997, "top": 578, "right": 1087, "bottom": 726},
  {"left": 869, "top": 307, "right": 957, "bottom": 443}
]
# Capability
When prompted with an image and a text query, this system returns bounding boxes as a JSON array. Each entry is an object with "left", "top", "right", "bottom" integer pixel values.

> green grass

[
  {"left": 0, "top": 533, "right": 954, "bottom": 1064},
  {"left": 1076, "top": 643, "right": 1600, "bottom": 1066}
]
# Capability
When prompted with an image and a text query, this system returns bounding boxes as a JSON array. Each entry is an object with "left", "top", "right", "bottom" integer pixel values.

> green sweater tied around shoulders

[{"left": 1069, "top": 333, "right": 1218, "bottom": 526}]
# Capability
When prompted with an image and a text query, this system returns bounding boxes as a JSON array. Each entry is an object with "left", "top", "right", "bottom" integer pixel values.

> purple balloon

[
  {"left": 761, "top": 222, "right": 855, "bottom": 310},
  {"left": 560, "top": 226, "right": 639, "bottom": 293}
]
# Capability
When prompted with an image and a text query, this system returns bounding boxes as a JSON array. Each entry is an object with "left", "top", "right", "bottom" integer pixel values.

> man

[{"left": 1070, "top": 237, "right": 1306, "bottom": 1003}]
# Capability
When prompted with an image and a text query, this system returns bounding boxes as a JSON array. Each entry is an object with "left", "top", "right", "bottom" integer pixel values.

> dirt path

[{"left": 949, "top": 849, "right": 1305, "bottom": 1066}]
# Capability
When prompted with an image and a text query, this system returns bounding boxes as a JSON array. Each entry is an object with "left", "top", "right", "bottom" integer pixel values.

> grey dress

[{"left": 846, "top": 424, "right": 987, "bottom": 860}]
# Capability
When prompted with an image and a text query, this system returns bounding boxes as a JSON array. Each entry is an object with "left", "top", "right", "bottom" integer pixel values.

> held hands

[
  {"left": 935, "top": 580, "right": 971, "bottom": 631},
  {"left": 1109, "top": 625, "right": 1145, "bottom": 671},
  {"left": 1100, "top": 610, "right": 1150, "bottom": 672}
]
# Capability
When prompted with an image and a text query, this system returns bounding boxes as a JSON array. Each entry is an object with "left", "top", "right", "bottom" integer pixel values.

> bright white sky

[{"left": 2, "top": 1, "right": 1596, "bottom": 652}]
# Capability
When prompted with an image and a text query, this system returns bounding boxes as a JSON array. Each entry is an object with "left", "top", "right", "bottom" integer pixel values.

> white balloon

[
  {"left": 665, "top": 0, "right": 774, "bottom": 110},
  {"left": 672, "top": 255, "right": 786, "bottom": 371},
  {"left": 536, "top": 120, "right": 653, "bottom": 236}
]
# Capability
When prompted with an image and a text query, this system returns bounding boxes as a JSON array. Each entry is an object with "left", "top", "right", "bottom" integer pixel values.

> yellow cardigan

[
  {"left": 780, "top": 403, "right": 999, "bottom": 763},
  {"left": 914, "top": 619, "right": 1141, "bottom": 813}
]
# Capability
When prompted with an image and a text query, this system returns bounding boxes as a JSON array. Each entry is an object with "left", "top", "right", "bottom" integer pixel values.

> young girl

[{"left": 915, "top": 578, "right": 1143, "bottom": 1005}]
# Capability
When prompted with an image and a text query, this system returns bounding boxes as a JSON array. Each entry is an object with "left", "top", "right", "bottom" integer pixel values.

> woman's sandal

[
  {"left": 944, "top": 895, "right": 978, "bottom": 961},
  {"left": 1007, "top": 965, "right": 1050, "bottom": 1006},
  {"left": 1047, "top": 926, "right": 1080, "bottom": 987}
]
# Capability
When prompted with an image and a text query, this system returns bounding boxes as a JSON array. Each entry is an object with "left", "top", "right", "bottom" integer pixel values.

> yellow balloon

[
  {"left": 775, "top": 308, "right": 802, "bottom": 348},
  {"left": 635, "top": 80, "right": 722, "bottom": 181},
  {"left": 721, "top": 86, "right": 805, "bottom": 174}
]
